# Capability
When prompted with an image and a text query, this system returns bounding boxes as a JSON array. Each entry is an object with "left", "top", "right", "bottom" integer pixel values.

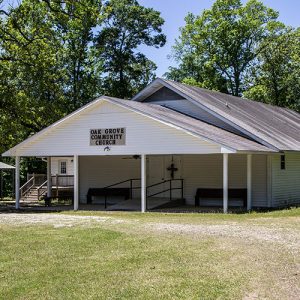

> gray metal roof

[
  {"left": 0, "top": 162, "right": 15, "bottom": 169},
  {"left": 133, "top": 78, "right": 300, "bottom": 151},
  {"left": 2, "top": 93, "right": 277, "bottom": 156},
  {"left": 105, "top": 96, "right": 274, "bottom": 152}
]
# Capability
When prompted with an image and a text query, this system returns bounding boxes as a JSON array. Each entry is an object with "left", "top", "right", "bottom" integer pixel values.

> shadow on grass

[{"left": 0, "top": 201, "right": 299, "bottom": 215}]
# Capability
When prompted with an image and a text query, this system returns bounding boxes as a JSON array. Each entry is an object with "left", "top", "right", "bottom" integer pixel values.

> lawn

[{"left": 0, "top": 208, "right": 299, "bottom": 299}]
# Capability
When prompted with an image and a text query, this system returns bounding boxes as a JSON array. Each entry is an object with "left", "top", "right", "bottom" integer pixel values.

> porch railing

[
  {"left": 146, "top": 179, "right": 184, "bottom": 202},
  {"left": 51, "top": 174, "right": 74, "bottom": 187},
  {"left": 102, "top": 178, "right": 141, "bottom": 208},
  {"left": 27, "top": 174, "right": 47, "bottom": 185},
  {"left": 37, "top": 180, "right": 48, "bottom": 200},
  {"left": 21, "top": 174, "right": 74, "bottom": 200},
  {"left": 99, "top": 178, "right": 183, "bottom": 209},
  {"left": 20, "top": 177, "right": 35, "bottom": 198}
]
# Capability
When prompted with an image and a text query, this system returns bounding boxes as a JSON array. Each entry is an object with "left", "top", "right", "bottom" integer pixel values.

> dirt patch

[{"left": 147, "top": 222, "right": 300, "bottom": 253}]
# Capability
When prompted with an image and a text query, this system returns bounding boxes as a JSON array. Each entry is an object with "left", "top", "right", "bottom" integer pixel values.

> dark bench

[
  {"left": 87, "top": 188, "right": 131, "bottom": 206},
  {"left": 195, "top": 188, "right": 247, "bottom": 207},
  {"left": 42, "top": 196, "right": 73, "bottom": 207}
]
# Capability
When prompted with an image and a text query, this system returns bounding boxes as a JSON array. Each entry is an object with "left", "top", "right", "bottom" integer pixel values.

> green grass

[
  {"left": 0, "top": 208, "right": 299, "bottom": 299},
  {"left": 64, "top": 206, "right": 300, "bottom": 224}
]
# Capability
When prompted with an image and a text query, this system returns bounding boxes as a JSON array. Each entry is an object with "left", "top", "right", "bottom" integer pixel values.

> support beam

[
  {"left": 247, "top": 154, "right": 252, "bottom": 211},
  {"left": 47, "top": 157, "right": 52, "bottom": 197},
  {"left": 141, "top": 154, "right": 147, "bottom": 213},
  {"left": 73, "top": 155, "right": 79, "bottom": 211},
  {"left": 15, "top": 156, "right": 20, "bottom": 210},
  {"left": 223, "top": 153, "right": 228, "bottom": 214}
]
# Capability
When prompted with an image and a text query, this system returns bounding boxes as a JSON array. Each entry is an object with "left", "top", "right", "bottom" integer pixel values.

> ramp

[{"left": 108, "top": 197, "right": 182, "bottom": 211}]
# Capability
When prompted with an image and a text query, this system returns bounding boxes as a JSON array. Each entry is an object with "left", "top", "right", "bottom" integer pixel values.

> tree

[
  {"left": 0, "top": 0, "right": 104, "bottom": 154},
  {"left": 95, "top": 0, "right": 166, "bottom": 99},
  {"left": 165, "top": 13, "right": 228, "bottom": 93},
  {"left": 166, "top": 0, "right": 280, "bottom": 96},
  {"left": 244, "top": 27, "right": 300, "bottom": 111}
]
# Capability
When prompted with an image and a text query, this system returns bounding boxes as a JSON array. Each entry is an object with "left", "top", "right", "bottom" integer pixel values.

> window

[
  {"left": 60, "top": 161, "right": 67, "bottom": 174},
  {"left": 280, "top": 155, "right": 285, "bottom": 170}
]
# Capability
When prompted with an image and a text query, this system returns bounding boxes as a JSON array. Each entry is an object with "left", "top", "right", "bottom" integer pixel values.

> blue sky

[{"left": 138, "top": 0, "right": 300, "bottom": 77}]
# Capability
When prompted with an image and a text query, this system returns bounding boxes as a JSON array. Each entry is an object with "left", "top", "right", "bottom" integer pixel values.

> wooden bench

[
  {"left": 195, "top": 188, "right": 247, "bottom": 207},
  {"left": 87, "top": 188, "right": 131, "bottom": 205}
]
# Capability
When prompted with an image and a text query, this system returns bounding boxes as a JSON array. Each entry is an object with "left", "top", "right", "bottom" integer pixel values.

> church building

[{"left": 3, "top": 78, "right": 300, "bottom": 212}]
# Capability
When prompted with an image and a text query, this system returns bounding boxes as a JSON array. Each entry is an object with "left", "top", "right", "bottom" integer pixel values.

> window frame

[
  {"left": 59, "top": 160, "right": 67, "bottom": 175},
  {"left": 280, "top": 155, "right": 286, "bottom": 170}
]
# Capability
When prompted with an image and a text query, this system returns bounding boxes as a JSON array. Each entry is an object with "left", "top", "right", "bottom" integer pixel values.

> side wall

[{"left": 271, "top": 152, "right": 300, "bottom": 207}]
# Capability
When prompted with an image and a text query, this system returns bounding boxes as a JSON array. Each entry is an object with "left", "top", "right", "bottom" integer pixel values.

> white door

[
  {"left": 147, "top": 155, "right": 182, "bottom": 198},
  {"left": 164, "top": 155, "right": 182, "bottom": 199}
]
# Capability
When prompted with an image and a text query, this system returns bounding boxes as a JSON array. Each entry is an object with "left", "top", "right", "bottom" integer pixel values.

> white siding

[
  {"left": 252, "top": 155, "right": 268, "bottom": 207},
  {"left": 16, "top": 101, "right": 222, "bottom": 157},
  {"left": 182, "top": 154, "right": 267, "bottom": 206},
  {"left": 79, "top": 155, "right": 140, "bottom": 203},
  {"left": 271, "top": 153, "right": 300, "bottom": 207},
  {"left": 51, "top": 157, "right": 74, "bottom": 175},
  {"left": 79, "top": 153, "right": 268, "bottom": 207}
]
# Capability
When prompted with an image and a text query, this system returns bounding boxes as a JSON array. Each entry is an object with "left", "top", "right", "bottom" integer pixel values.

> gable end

[{"left": 143, "top": 87, "right": 185, "bottom": 102}]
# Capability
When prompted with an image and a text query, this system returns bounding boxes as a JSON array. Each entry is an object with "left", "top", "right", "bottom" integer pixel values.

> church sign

[{"left": 90, "top": 128, "right": 126, "bottom": 146}]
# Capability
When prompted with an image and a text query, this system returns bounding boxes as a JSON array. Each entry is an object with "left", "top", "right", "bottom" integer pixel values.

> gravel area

[
  {"left": 147, "top": 222, "right": 300, "bottom": 252},
  {"left": 0, "top": 213, "right": 121, "bottom": 227},
  {"left": 0, "top": 213, "right": 299, "bottom": 253}
]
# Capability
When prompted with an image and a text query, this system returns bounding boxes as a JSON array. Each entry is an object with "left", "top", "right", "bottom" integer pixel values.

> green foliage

[
  {"left": 0, "top": 0, "right": 104, "bottom": 154},
  {"left": 244, "top": 28, "right": 300, "bottom": 111},
  {"left": 95, "top": 0, "right": 166, "bottom": 98},
  {"left": 0, "top": 0, "right": 165, "bottom": 195},
  {"left": 0, "top": 0, "right": 165, "bottom": 151},
  {"left": 166, "top": 0, "right": 282, "bottom": 96}
]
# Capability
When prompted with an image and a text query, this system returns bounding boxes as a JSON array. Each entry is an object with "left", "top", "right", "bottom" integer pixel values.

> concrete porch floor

[{"left": 0, "top": 200, "right": 247, "bottom": 213}]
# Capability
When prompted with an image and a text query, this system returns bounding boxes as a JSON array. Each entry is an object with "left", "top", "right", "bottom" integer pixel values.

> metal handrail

[
  {"left": 102, "top": 178, "right": 141, "bottom": 209},
  {"left": 146, "top": 179, "right": 184, "bottom": 202},
  {"left": 92, "top": 178, "right": 183, "bottom": 209},
  {"left": 146, "top": 179, "right": 182, "bottom": 189},
  {"left": 102, "top": 178, "right": 140, "bottom": 189},
  {"left": 51, "top": 175, "right": 74, "bottom": 178}
]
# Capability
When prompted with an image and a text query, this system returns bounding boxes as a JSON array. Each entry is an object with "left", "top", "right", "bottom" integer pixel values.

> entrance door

[{"left": 147, "top": 155, "right": 182, "bottom": 198}]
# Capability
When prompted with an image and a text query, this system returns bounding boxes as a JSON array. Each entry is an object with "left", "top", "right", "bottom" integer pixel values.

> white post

[
  {"left": 73, "top": 155, "right": 79, "bottom": 210},
  {"left": 247, "top": 154, "right": 252, "bottom": 211},
  {"left": 15, "top": 156, "right": 20, "bottom": 210},
  {"left": 223, "top": 153, "right": 228, "bottom": 214},
  {"left": 141, "top": 154, "right": 147, "bottom": 213},
  {"left": 47, "top": 157, "right": 52, "bottom": 197}
]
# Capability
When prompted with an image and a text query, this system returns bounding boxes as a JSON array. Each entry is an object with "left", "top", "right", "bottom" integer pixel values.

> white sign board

[{"left": 90, "top": 128, "right": 126, "bottom": 146}]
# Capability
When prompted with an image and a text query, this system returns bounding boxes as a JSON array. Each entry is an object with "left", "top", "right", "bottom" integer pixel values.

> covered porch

[{"left": 13, "top": 153, "right": 265, "bottom": 213}]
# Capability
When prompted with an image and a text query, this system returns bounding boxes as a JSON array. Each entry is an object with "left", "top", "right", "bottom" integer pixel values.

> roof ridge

[{"left": 161, "top": 78, "right": 296, "bottom": 112}]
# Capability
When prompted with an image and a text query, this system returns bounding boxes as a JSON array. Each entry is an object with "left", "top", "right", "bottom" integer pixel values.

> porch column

[
  {"left": 73, "top": 155, "right": 79, "bottom": 210},
  {"left": 15, "top": 156, "right": 20, "bottom": 210},
  {"left": 141, "top": 154, "right": 147, "bottom": 213},
  {"left": 247, "top": 154, "right": 252, "bottom": 211},
  {"left": 47, "top": 157, "right": 52, "bottom": 197},
  {"left": 223, "top": 153, "right": 228, "bottom": 213}
]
